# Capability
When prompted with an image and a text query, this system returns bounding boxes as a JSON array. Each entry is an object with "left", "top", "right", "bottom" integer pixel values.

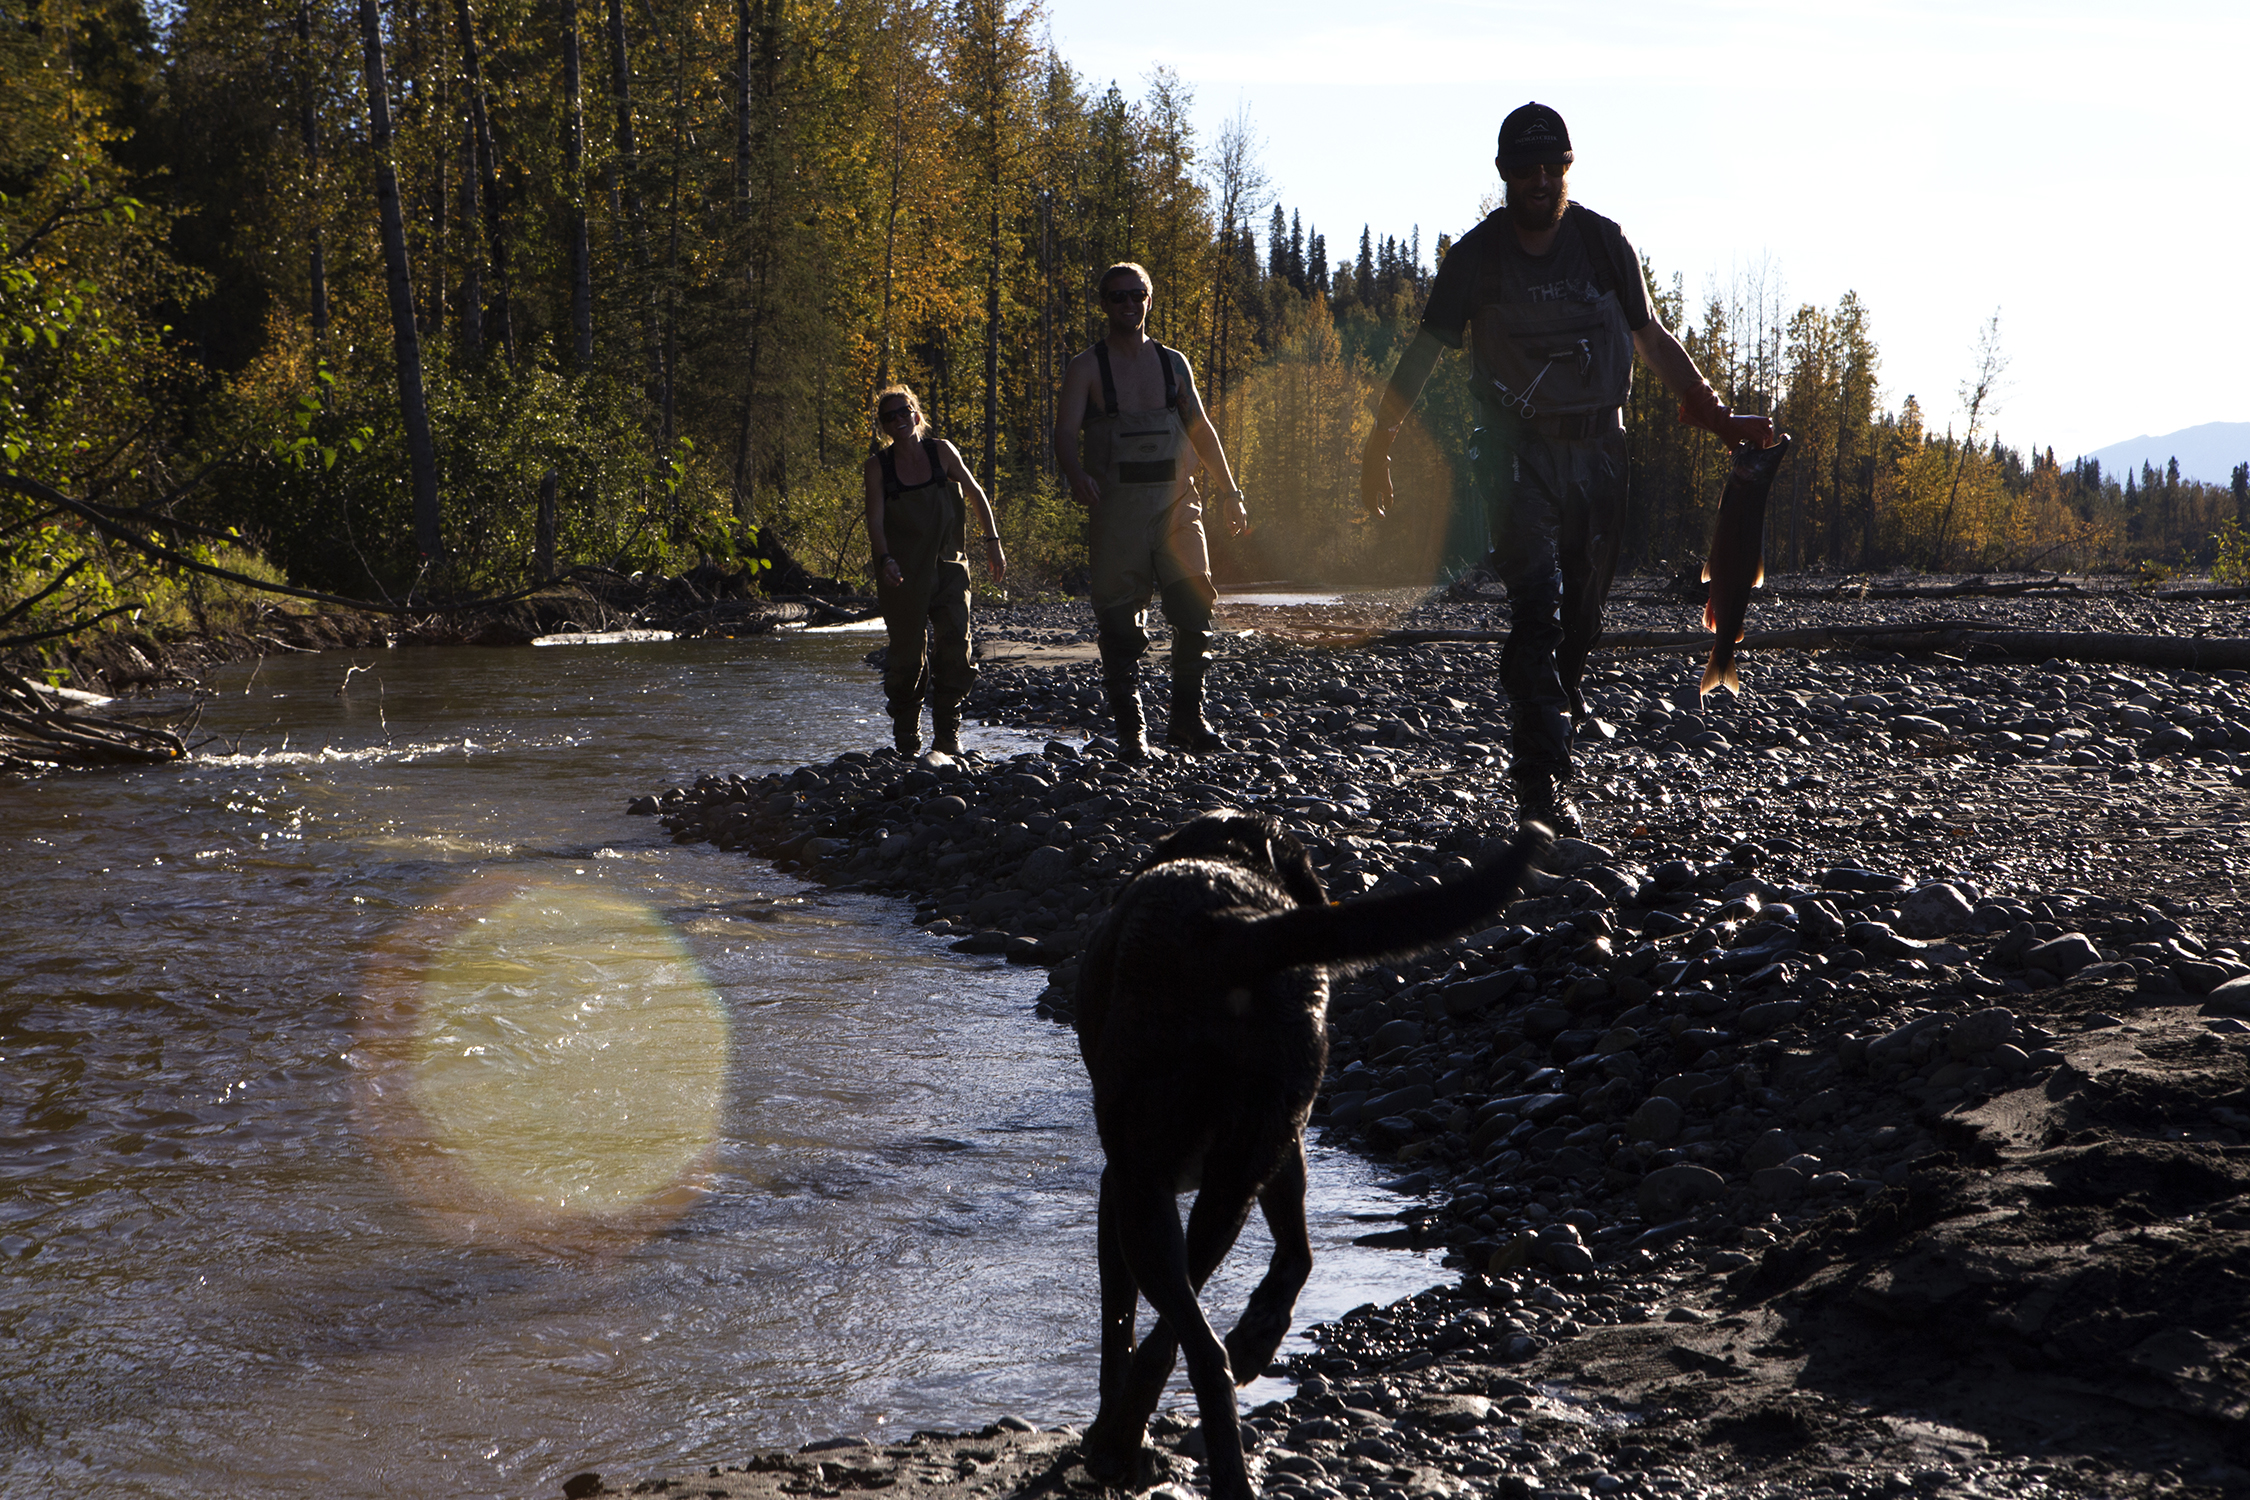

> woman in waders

[{"left": 864, "top": 385, "right": 1006, "bottom": 757}]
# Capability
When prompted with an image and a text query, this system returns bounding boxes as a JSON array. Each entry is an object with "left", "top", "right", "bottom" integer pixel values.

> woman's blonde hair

[{"left": 872, "top": 384, "right": 930, "bottom": 449}]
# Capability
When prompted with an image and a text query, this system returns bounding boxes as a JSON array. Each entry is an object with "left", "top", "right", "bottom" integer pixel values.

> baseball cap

[{"left": 1498, "top": 103, "right": 1573, "bottom": 174}]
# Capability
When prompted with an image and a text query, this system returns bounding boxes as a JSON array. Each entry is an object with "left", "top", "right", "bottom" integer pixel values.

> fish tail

[{"left": 1699, "top": 645, "right": 1740, "bottom": 699}]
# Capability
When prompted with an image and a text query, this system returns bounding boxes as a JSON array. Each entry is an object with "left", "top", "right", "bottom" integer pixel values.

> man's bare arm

[
  {"left": 1633, "top": 320, "right": 1777, "bottom": 448},
  {"left": 1359, "top": 329, "right": 1449, "bottom": 517},
  {"left": 1051, "top": 354, "right": 1103, "bottom": 508},
  {"left": 1175, "top": 364, "right": 1249, "bottom": 535}
]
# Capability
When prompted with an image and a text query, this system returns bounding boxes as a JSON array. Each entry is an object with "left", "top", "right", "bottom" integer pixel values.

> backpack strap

[
  {"left": 882, "top": 437, "right": 948, "bottom": 498},
  {"left": 1566, "top": 204, "right": 1624, "bottom": 301},
  {"left": 1090, "top": 342, "right": 1185, "bottom": 413},
  {"left": 1092, "top": 342, "right": 1120, "bottom": 416}
]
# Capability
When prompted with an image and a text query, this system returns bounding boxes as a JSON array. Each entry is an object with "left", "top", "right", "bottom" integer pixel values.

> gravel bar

[{"left": 607, "top": 574, "right": 2250, "bottom": 1500}]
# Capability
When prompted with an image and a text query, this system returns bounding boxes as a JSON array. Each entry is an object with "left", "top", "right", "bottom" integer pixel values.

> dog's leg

[
  {"left": 1095, "top": 1169, "right": 1139, "bottom": 1406},
  {"left": 1094, "top": 1170, "right": 1257, "bottom": 1500},
  {"left": 1224, "top": 1133, "right": 1312, "bottom": 1385}
]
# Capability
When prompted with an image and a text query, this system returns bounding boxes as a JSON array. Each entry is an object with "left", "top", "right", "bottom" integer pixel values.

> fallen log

[
  {"left": 1, "top": 665, "right": 187, "bottom": 770},
  {"left": 1374, "top": 622, "right": 2250, "bottom": 672}
]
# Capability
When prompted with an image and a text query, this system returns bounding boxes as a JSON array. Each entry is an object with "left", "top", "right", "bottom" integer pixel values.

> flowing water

[{"left": 0, "top": 634, "right": 1445, "bottom": 1498}]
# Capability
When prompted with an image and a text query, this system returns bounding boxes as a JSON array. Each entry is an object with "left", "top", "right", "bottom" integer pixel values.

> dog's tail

[{"left": 1205, "top": 822, "right": 1554, "bottom": 983}]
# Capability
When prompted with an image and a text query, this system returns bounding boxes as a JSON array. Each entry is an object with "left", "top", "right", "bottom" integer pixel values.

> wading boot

[
  {"left": 1105, "top": 669, "right": 1165, "bottom": 766},
  {"left": 891, "top": 711, "right": 920, "bottom": 758},
  {"left": 1164, "top": 636, "right": 1230, "bottom": 754},
  {"left": 1512, "top": 769, "right": 1583, "bottom": 838},
  {"left": 931, "top": 707, "right": 963, "bottom": 758}
]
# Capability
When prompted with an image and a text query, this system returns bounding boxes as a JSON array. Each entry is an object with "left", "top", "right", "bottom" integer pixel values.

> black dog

[{"left": 1073, "top": 812, "right": 1552, "bottom": 1499}]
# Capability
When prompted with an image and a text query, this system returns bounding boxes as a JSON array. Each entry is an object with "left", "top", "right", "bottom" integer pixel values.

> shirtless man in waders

[{"left": 1054, "top": 262, "right": 1251, "bottom": 765}]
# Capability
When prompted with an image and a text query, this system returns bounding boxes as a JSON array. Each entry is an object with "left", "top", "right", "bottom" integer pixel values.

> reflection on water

[
  {"left": 1220, "top": 591, "right": 1346, "bottom": 608},
  {"left": 0, "top": 635, "right": 1442, "bottom": 1498}
]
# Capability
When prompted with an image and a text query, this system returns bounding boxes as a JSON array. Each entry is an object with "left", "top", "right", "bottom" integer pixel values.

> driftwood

[
  {"left": 1378, "top": 621, "right": 2250, "bottom": 672},
  {"left": 0, "top": 665, "right": 187, "bottom": 770}
]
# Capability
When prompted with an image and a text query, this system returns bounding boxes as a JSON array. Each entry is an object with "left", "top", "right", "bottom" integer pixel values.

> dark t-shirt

[{"left": 1421, "top": 203, "right": 1654, "bottom": 349}]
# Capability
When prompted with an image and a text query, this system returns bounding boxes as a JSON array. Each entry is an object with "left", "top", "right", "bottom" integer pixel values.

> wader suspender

[
  {"left": 1091, "top": 341, "right": 1181, "bottom": 417},
  {"left": 879, "top": 437, "right": 946, "bottom": 500}
]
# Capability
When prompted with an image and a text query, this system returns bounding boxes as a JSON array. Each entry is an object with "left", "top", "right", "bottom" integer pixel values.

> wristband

[{"left": 874, "top": 553, "right": 894, "bottom": 566}]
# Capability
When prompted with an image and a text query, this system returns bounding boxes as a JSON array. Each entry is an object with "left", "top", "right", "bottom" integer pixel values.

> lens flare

[
  {"left": 1205, "top": 371, "right": 1476, "bottom": 650},
  {"left": 355, "top": 872, "right": 727, "bottom": 1250}
]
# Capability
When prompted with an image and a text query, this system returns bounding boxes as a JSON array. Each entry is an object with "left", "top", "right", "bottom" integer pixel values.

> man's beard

[{"left": 1507, "top": 180, "right": 1569, "bottom": 233}]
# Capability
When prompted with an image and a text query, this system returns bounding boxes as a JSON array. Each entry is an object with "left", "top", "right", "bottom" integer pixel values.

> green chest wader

[
  {"left": 1083, "top": 341, "right": 1211, "bottom": 618},
  {"left": 1079, "top": 341, "right": 1223, "bottom": 758},
  {"left": 876, "top": 438, "right": 974, "bottom": 752}
]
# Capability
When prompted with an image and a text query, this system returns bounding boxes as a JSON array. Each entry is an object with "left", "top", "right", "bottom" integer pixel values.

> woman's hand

[
  {"left": 984, "top": 536, "right": 1007, "bottom": 584},
  {"left": 877, "top": 555, "right": 904, "bottom": 589}
]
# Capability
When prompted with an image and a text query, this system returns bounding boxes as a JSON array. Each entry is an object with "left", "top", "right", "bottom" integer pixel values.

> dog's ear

[{"left": 1265, "top": 825, "right": 1327, "bottom": 909}]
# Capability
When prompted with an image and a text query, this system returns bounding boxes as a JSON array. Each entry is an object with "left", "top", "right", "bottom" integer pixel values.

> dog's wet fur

[{"left": 1073, "top": 811, "right": 1553, "bottom": 1499}]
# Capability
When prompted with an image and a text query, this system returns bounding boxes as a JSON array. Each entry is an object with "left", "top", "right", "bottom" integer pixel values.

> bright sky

[{"left": 1041, "top": 0, "right": 2250, "bottom": 468}]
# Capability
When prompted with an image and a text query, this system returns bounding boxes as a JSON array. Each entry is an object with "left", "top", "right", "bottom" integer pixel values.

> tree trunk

[
  {"left": 604, "top": 0, "right": 658, "bottom": 384},
  {"left": 734, "top": 0, "right": 751, "bottom": 218},
  {"left": 457, "top": 115, "right": 482, "bottom": 358},
  {"left": 562, "top": 0, "right": 592, "bottom": 366},
  {"left": 983, "top": 195, "right": 998, "bottom": 502},
  {"left": 536, "top": 469, "right": 558, "bottom": 581},
  {"left": 452, "top": 0, "right": 514, "bottom": 364},
  {"left": 297, "top": 0, "right": 328, "bottom": 354},
  {"left": 428, "top": 23, "right": 448, "bottom": 337},
  {"left": 356, "top": 0, "right": 445, "bottom": 570}
]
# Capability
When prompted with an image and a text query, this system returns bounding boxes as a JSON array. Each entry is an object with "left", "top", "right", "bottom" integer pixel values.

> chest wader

[
  {"left": 1081, "top": 342, "right": 1226, "bottom": 761},
  {"left": 875, "top": 437, "right": 973, "bottom": 755},
  {"left": 1471, "top": 290, "right": 1632, "bottom": 830}
]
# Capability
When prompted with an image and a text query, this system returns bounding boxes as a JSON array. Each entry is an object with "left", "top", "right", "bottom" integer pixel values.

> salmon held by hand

[{"left": 1699, "top": 432, "right": 1793, "bottom": 698}]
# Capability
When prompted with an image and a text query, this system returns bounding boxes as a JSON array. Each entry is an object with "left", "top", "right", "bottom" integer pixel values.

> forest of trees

[{"left": 6, "top": 0, "right": 2248, "bottom": 638}]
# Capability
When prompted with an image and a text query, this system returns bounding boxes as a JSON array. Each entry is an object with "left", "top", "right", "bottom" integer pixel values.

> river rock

[
  {"left": 2025, "top": 933, "right": 2101, "bottom": 977},
  {"left": 1638, "top": 1163, "right": 1725, "bottom": 1218},
  {"left": 1626, "top": 1095, "right": 1684, "bottom": 1144},
  {"left": 1016, "top": 845, "right": 1072, "bottom": 890},
  {"left": 1743, "top": 1128, "right": 1797, "bottom": 1172},
  {"left": 1897, "top": 882, "right": 1977, "bottom": 938}
]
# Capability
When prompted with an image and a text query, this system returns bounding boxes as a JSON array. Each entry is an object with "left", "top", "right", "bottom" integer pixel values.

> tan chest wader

[
  {"left": 1469, "top": 287, "right": 1632, "bottom": 829},
  {"left": 1080, "top": 341, "right": 1225, "bottom": 760},
  {"left": 876, "top": 436, "right": 973, "bottom": 755}
]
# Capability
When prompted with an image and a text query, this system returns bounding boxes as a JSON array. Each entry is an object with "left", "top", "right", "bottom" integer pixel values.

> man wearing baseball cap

[{"left": 1360, "top": 102, "right": 1774, "bottom": 835}]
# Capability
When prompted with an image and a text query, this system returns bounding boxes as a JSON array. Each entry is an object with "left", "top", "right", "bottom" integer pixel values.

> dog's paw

[{"left": 1078, "top": 1423, "right": 1143, "bottom": 1486}]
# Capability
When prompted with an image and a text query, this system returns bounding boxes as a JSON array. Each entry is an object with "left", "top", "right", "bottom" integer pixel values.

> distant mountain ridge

[{"left": 2078, "top": 422, "right": 2250, "bottom": 486}]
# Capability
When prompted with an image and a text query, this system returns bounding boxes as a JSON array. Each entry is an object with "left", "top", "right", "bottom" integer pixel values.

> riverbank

[
  {"left": 613, "top": 574, "right": 2250, "bottom": 1500},
  {"left": 5, "top": 564, "right": 876, "bottom": 698}
]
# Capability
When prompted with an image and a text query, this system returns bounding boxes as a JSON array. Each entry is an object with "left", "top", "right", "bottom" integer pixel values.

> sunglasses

[
  {"left": 877, "top": 406, "right": 914, "bottom": 424},
  {"left": 1104, "top": 288, "right": 1149, "bottom": 304}
]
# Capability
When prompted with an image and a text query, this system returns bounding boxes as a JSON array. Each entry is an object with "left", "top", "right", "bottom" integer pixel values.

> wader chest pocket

[{"left": 1473, "top": 292, "right": 1633, "bottom": 417}]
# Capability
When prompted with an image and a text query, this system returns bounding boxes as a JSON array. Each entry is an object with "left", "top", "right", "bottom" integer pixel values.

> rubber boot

[
  {"left": 930, "top": 705, "right": 963, "bottom": 757},
  {"left": 891, "top": 710, "right": 920, "bottom": 757},
  {"left": 1163, "top": 589, "right": 1229, "bottom": 753},
  {"left": 1096, "top": 605, "right": 1162, "bottom": 766},
  {"left": 1512, "top": 768, "right": 1583, "bottom": 838},
  {"left": 1105, "top": 667, "right": 1164, "bottom": 765},
  {"left": 1166, "top": 648, "right": 1228, "bottom": 753}
]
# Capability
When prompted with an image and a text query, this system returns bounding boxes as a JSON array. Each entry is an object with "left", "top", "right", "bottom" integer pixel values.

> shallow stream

[{"left": 0, "top": 633, "right": 1442, "bottom": 1497}]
